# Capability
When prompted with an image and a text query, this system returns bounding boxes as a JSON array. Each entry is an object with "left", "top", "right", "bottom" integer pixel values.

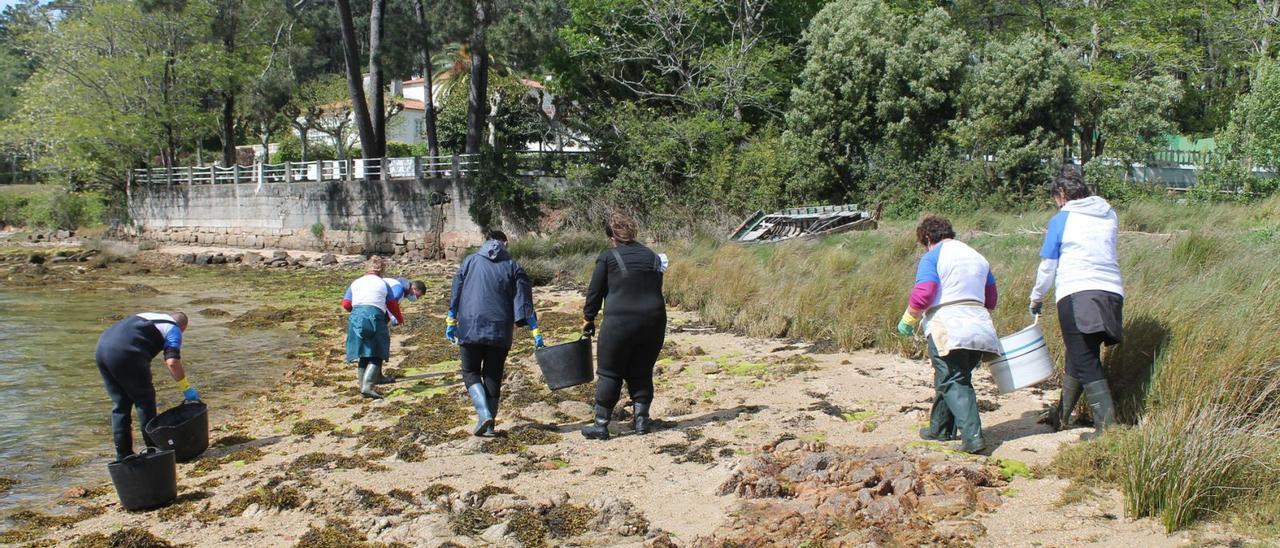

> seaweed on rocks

[
  {"left": 0, "top": 507, "right": 107, "bottom": 544},
  {"left": 294, "top": 518, "right": 394, "bottom": 548},
  {"left": 448, "top": 507, "right": 498, "bottom": 535},
  {"left": 69, "top": 528, "right": 176, "bottom": 548},
  {"left": 545, "top": 504, "right": 596, "bottom": 538},
  {"left": 508, "top": 508, "right": 550, "bottom": 547},
  {"left": 291, "top": 418, "right": 337, "bottom": 437},
  {"left": 190, "top": 446, "right": 264, "bottom": 477},
  {"left": 359, "top": 392, "right": 468, "bottom": 456},
  {"left": 197, "top": 308, "right": 230, "bottom": 318},
  {"left": 229, "top": 306, "right": 303, "bottom": 329},
  {"left": 220, "top": 484, "right": 306, "bottom": 516},
  {"left": 210, "top": 434, "right": 255, "bottom": 448},
  {"left": 0, "top": 476, "right": 16, "bottom": 494},
  {"left": 425, "top": 484, "right": 457, "bottom": 500},
  {"left": 288, "top": 452, "right": 388, "bottom": 473}
]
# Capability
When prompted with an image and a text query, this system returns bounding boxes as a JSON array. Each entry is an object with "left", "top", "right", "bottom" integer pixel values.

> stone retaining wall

[{"left": 127, "top": 177, "right": 483, "bottom": 258}]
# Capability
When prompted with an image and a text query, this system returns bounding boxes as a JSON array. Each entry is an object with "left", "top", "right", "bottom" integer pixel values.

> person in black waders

[
  {"left": 581, "top": 212, "right": 668, "bottom": 440},
  {"left": 95, "top": 312, "right": 199, "bottom": 461},
  {"left": 447, "top": 231, "right": 544, "bottom": 436}
]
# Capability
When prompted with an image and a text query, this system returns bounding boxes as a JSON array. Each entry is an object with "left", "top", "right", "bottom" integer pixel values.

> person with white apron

[
  {"left": 897, "top": 216, "right": 1000, "bottom": 454},
  {"left": 1029, "top": 166, "right": 1124, "bottom": 440}
]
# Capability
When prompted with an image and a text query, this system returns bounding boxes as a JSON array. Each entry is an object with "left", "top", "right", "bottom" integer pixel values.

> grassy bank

[
  {"left": 658, "top": 197, "right": 1280, "bottom": 534},
  {"left": 512, "top": 196, "right": 1280, "bottom": 535}
]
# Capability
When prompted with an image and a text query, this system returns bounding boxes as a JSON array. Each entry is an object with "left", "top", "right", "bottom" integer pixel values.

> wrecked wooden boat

[{"left": 730, "top": 204, "right": 879, "bottom": 243}]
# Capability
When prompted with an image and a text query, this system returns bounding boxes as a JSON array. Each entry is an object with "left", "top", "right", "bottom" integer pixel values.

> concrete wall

[{"left": 127, "top": 177, "right": 483, "bottom": 258}]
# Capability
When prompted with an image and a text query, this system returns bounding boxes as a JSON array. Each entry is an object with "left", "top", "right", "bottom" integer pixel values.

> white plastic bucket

[{"left": 987, "top": 321, "right": 1054, "bottom": 394}]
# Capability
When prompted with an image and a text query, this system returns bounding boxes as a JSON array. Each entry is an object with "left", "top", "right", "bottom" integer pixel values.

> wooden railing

[{"left": 129, "top": 154, "right": 481, "bottom": 186}]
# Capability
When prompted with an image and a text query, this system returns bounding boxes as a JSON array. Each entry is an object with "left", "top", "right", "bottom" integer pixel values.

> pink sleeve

[
  {"left": 908, "top": 282, "right": 938, "bottom": 311},
  {"left": 984, "top": 281, "right": 998, "bottom": 310}
]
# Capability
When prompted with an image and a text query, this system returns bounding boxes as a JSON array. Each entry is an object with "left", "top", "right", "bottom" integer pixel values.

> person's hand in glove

[
  {"left": 445, "top": 311, "right": 458, "bottom": 343},
  {"left": 177, "top": 377, "right": 199, "bottom": 401},
  {"left": 581, "top": 319, "right": 596, "bottom": 337},
  {"left": 532, "top": 330, "right": 545, "bottom": 349},
  {"left": 1029, "top": 300, "right": 1043, "bottom": 318},
  {"left": 897, "top": 310, "right": 920, "bottom": 337}
]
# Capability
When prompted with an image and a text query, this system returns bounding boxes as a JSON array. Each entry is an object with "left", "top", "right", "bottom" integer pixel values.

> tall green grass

[{"left": 656, "top": 196, "right": 1280, "bottom": 534}]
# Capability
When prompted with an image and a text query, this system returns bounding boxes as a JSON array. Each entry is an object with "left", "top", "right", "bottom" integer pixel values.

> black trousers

[
  {"left": 595, "top": 319, "right": 665, "bottom": 410},
  {"left": 460, "top": 343, "right": 509, "bottom": 402},
  {"left": 1058, "top": 295, "right": 1113, "bottom": 384},
  {"left": 95, "top": 349, "right": 158, "bottom": 460}
]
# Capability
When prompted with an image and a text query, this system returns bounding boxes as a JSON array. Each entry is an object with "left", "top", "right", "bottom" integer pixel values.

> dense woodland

[{"left": 0, "top": 0, "right": 1278, "bottom": 222}]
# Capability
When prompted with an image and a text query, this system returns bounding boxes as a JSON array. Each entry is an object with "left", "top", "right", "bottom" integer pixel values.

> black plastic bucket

[
  {"left": 145, "top": 401, "right": 208, "bottom": 462},
  {"left": 534, "top": 337, "right": 594, "bottom": 390},
  {"left": 107, "top": 447, "right": 177, "bottom": 511}
]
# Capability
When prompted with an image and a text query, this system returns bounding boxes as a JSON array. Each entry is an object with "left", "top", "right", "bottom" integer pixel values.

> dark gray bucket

[
  {"left": 534, "top": 337, "right": 594, "bottom": 390},
  {"left": 145, "top": 401, "right": 208, "bottom": 462},
  {"left": 107, "top": 447, "right": 177, "bottom": 511}
]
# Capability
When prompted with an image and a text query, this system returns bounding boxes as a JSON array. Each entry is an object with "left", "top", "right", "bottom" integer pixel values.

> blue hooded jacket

[{"left": 448, "top": 240, "right": 536, "bottom": 347}]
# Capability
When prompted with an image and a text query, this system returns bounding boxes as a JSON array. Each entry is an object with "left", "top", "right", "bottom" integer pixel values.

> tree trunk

[
  {"left": 465, "top": 0, "right": 491, "bottom": 155},
  {"left": 414, "top": 0, "right": 440, "bottom": 160},
  {"left": 260, "top": 126, "right": 272, "bottom": 164},
  {"left": 221, "top": 91, "right": 236, "bottom": 166},
  {"left": 335, "top": 0, "right": 377, "bottom": 160},
  {"left": 368, "top": 0, "right": 387, "bottom": 158},
  {"left": 300, "top": 128, "right": 310, "bottom": 163}
]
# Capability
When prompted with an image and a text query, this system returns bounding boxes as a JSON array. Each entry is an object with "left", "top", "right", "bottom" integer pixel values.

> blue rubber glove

[
  {"left": 533, "top": 333, "right": 545, "bottom": 349},
  {"left": 445, "top": 325, "right": 457, "bottom": 343},
  {"left": 183, "top": 387, "right": 200, "bottom": 401},
  {"left": 896, "top": 320, "right": 914, "bottom": 337}
]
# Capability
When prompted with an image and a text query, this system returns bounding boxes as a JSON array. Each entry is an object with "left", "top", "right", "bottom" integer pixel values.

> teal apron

[{"left": 345, "top": 305, "right": 390, "bottom": 362}]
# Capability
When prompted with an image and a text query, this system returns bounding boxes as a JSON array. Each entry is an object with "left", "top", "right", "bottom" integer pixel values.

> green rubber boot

[
  {"left": 1050, "top": 375, "right": 1084, "bottom": 432},
  {"left": 942, "top": 379, "right": 984, "bottom": 454},
  {"left": 372, "top": 362, "right": 396, "bottom": 385},
  {"left": 1081, "top": 379, "right": 1116, "bottom": 441}
]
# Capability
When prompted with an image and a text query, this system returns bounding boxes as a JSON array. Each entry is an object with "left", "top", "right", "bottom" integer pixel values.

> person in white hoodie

[{"left": 1029, "top": 166, "right": 1123, "bottom": 440}]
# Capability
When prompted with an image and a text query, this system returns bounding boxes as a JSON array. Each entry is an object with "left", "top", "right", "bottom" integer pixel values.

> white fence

[{"left": 130, "top": 154, "right": 481, "bottom": 186}]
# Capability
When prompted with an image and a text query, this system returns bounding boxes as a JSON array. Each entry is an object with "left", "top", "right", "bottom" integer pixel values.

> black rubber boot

[
  {"left": 1049, "top": 375, "right": 1084, "bottom": 432},
  {"left": 360, "top": 365, "right": 383, "bottom": 399},
  {"left": 467, "top": 384, "right": 494, "bottom": 436},
  {"left": 373, "top": 362, "right": 396, "bottom": 385},
  {"left": 582, "top": 404, "right": 612, "bottom": 440},
  {"left": 1081, "top": 379, "right": 1116, "bottom": 441},
  {"left": 633, "top": 402, "right": 651, "bottom": 435}
]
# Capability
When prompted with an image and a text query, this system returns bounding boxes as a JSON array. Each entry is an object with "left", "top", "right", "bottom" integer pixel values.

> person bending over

[{"left": 95, "top": 311, "right": 198, "bottom": 460}]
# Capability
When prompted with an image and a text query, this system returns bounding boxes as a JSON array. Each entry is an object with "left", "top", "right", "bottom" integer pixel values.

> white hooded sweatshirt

[{"left": 1029, "top": 196, "right": 1124, "bottom": 303}]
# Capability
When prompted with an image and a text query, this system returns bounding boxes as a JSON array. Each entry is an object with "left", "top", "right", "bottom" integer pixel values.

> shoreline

[{"left": 0, "top": 240, "right": 1253, "bottom": 547}]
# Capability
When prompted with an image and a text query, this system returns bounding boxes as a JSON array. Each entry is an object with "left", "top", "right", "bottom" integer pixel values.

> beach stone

[
  {"left": 917, "top": 492, "right": 973, "bottom": 519},
  {"left": 242, "top": 253, "right": 264, "bottom": 265},
  {"left": 319, "top": 253, "right": 337, "bottom": 265},
  {"left": 195, "top": 254, "right": 212, "bottom": 265},
  {"left": 934, "top": 519, "right": 986, "bottom": 541},
  {"left": 210, "top": 254, "right": 227, "bottom": 264},
  {"left": 860, "top": 495, "right": 902, "bottom": 524},
  {"left": 178, "top": 253, "right": 196, "bottom": 264},
  {"left": 480, "top": 522, "right": 511, "bottom": 544},
  {"left": 272, "top": 250, "right": 290, "bottom": 260},
  {"left": 27, "top": 254, "right": 44, "bottom": 264}
]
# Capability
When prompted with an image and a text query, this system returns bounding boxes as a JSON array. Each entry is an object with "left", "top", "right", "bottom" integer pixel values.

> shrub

[
  {"left": 310, "top": 222, "right": 325, "bottom": 240},
  {"left": 5, "top": 190, "right": 106, "bottom": 230}
]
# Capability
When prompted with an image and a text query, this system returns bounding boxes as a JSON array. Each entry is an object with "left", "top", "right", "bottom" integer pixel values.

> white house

[{"left": 291, "top": 75, "right": 593, "bottom": 155}]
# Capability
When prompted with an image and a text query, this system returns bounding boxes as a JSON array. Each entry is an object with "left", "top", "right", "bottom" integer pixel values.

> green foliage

[
  {"left": 957, "top": 33, "right": 1076, "bottom": 194},
  {"left": 1227, "top": 57, "right": 1280, "bottom": 172},
  {"left": 0, "top": 188, "right": 105, "bottom": 229},
  {"left": 309, "top": 222, "right": 325, "bottom": 239},
  {"left": 275, "top": 134, "right": 337, "bottom": 163},
  {"left": 786, "top": 0, "right": 968, "bottom": 198}
]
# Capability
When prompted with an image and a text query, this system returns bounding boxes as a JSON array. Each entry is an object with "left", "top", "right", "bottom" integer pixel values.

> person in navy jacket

[
  {"left": 95, "top": 311, "right": 197, "bottom": 460},
  {"left": 1030, "top": 166, "right": 1124, "bottom": 439},
  {"left": 447, "top": 231, "right": 542, "bottom": 436}
]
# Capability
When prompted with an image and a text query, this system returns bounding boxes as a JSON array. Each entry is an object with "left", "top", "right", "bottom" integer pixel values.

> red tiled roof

[{"left": 400, "top": 99, "right": 425, "bottom": 111}]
